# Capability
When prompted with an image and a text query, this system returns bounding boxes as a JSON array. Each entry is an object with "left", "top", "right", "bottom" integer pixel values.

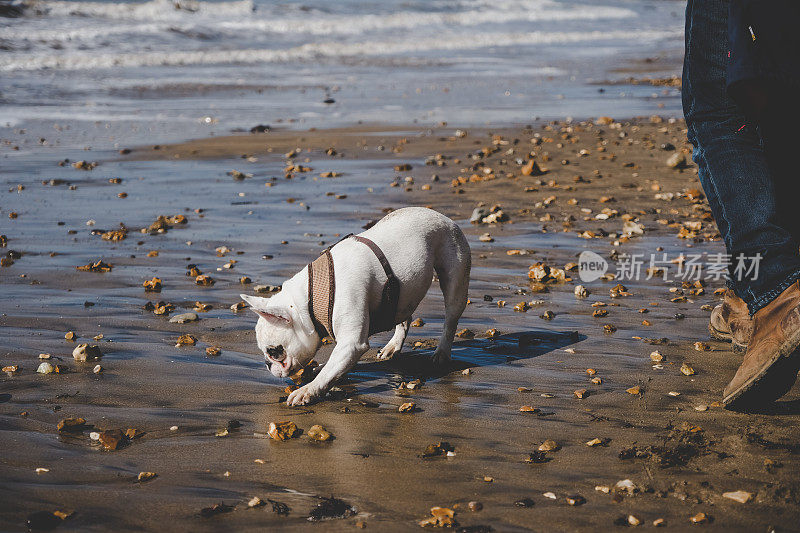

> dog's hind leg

[
  {"left": 432, "top": 232, "right": 471, "bottom": 366},
  {"left": 377, "top": 319, "right": 410, "bottom": 360}
]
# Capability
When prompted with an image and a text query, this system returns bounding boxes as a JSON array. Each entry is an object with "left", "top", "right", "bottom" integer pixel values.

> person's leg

[
  {"left": 683, "top": 0, "right": 800, "bottom": 315},
  {"left": 684, "top": 0, "right": 800, "bottom": 408}
]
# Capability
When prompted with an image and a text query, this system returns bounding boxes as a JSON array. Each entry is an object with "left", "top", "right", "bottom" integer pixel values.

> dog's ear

[{"left": 239, "top": 294, "right": 292, "bottom": 327}]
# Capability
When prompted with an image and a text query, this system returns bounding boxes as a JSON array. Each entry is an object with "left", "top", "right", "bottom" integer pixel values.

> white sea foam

[
  {"left": 0, "top": 29, "right": 681, "bottom": 72},
  {"left": 30, "top": 0, "right": 255, "bottom": 21},
  {"left": 1, "top": 1, "right": 635, "bottom": 43}
]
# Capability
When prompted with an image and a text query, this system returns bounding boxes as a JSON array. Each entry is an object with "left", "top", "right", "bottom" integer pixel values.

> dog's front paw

[
  {"left": 376, "top": 342, "right": 402, "bottom": 360},
  {"left": 286, "top": 384, "right": 322, "bottom": 406}
]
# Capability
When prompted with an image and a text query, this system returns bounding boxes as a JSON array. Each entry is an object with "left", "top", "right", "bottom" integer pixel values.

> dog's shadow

[{"left": 345, "top": 330, "right": 584, "bottom": 395}]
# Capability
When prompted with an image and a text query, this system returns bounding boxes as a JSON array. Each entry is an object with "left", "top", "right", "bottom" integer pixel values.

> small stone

[
  {"left": 307, "top": 424, "right": 332, "bottom": 442},
  {"left": 175, "top": 334, "right": 196, "bottom": 347},
  {"left": 205, "top": 346, "right": 221, "bottom": 356},
  {"left": 666, "top": 152, "right": 686, "bottom": 169},
  {"left": 574, "top": 389, "right": 588, "bottom": 399},
  {"left": 468, "top": 501, "right": 482, "bottom": 512},
  {"left": 538, "top": 439, "right": 560, "bottom": 452},
  {"left": 694, "top": 404, "right": 708, "bottom": 412},
  {"left": 653, "top": 518, "right": 665, "bottom": 527},
  {"left": 37, "top": 362, "right": 55, "bottom": 374},
  {"left": 410, "top": 318, "right": 425, "bottom": 327},
  {"left": 231, "top": 301, "right": 247, "bottom": 312},
  {"left": 248, "top": 496, "right": 264, "bottom": 508},
  {"left": 650, "top": 350, "right": 664, "bottom": 362},
  {"left": 574, "top": 285, "right": 588, "bottom": 298},
  {"left": 93, "top": 365, "right": 102, "bottom": 374},
  {"left": 143, "top": 277, "right": 162, "bottom": 292},
  {"left": 689, "top": 512, "right": 707, "bottom": 524},
  {"left": 680, "top": 363, "right": 696, "bottom": 376},
  {"left": 98, "top": 429, "right": 124, "bottom": 450},
  {"left": 693, "top": 342, "right": 710, "bottom": 351},
  {"left": 35, "top": 468, "right": 49, "bottom": 474},
  {"left": 169, "top": 312, "right": 198, "bottom": 324},
  {"left": 483, "top": 476, "right": 493, "bottom": 483},
  {"left": 565, "top": 495, "right": 585, "bottom": 506},
  {"left": 722, "top": 490, "right": 751, "bottom": 504},
  {"left": 65, "top": 331, "right": 76, "bottom": 341},
  {"left": 543, "top": 492, "right": 557, "bottom": 500},
  {"left": 170, "top": 425, "right": 179, "bottom": 431},
  {"left": 667, "top": 391, "right": 681, "bottom": 397},
  {"left": 268, "top": 421, "right": 299, "bottom": 440},
  {"left": 627, "top": 515, "right": 641, "bottom": 526},
  {"left": 519, "top": 405, "right": 540, "bottom": 413},
  {"left": 2, "top": 365, "right": 19, "bottom": 374},
  {"left": 615, "top": 479, "right": 636, "bottom": 494},
  {"left": 72, "top": 343, "right": 103, "bottom": 362},
  {"left": 585, "top": 437, "right": 603, "bottom": 447},
  {"left": 57, "top": 417, "right": 86, "bottom": 432},
  {"left": 595, "top": 485, "right": 610, "bottom": 494},
  {"left": 138, "top": 472, "right": 157, "bottom": 482},
  {"left": 399, "top": 402, "right": 416, "bottom": 413},
  {"left": 626, "top": 385, "right": 641, "bottom": 395}
]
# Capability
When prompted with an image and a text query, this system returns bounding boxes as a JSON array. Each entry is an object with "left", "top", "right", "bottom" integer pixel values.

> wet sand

[{"left": 2, "top": 117, "right": 800, "bottom": 531}]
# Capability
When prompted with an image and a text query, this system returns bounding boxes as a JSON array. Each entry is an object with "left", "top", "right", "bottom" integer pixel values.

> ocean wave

[
  {"left": 25, "top": 0, "right": 254, "bottom": 20},
  {"left": 1, "top": 1, "right": 635, "bottom": 43},
  {"left": 0, "top": 28, "right": 682, "bottom": 72}
]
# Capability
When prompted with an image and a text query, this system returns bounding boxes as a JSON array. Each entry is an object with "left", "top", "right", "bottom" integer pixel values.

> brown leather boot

[
  {"left": 709, "top": 289, "right": 753, "bottom": 353},
  {"left": 723, "top": 281, "right": 800, "bottom": 408}
]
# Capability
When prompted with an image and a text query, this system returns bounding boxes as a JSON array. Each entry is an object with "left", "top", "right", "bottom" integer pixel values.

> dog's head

[{"left": 240, "top": 294, "right": 319, "bottom": 378}]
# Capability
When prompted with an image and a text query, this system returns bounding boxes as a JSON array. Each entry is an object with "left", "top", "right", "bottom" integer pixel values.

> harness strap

[
  {"left": 307, "top": 234, "right": 400, "bottom": 340},
  {"left": 307, "top": 249, "right": 335, "bottom": 340},
  {"left": 352, "top": 236, "right": 400, "bottom": 335}
]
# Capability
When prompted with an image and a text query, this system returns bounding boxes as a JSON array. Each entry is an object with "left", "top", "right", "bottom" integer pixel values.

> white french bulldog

[{"left": 241, "top": 207, "right": 471, "bottom": 406}]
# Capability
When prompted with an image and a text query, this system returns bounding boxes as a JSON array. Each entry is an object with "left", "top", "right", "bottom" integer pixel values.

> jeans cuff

[{"left": 747, "top": 269, "right": 800, "bottom": 315}]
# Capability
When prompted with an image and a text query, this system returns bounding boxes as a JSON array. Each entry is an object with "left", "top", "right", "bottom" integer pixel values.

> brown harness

[{"left": 307, "top": 235, "right": 400, "bottom": 340}]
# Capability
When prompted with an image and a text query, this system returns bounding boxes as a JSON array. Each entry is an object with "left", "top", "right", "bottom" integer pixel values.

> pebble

[
  {"left": 615, "top": 479, "right": 636, "bottom": 494},
  {"left": 689, "top": 512, "right": 707, "bottom": 524},
  {"left": 169, "top": 312, "right": 199, "bottom": 324},
  {"left": 479, "top": 233, "right": 494, "bottom": 242},
  {"left": 268, "top": 421, "right": 299, "bottom": 440},
  {"left": 93, "top": 365, "right": 103, "bottom": 374},
  {"left": 538, "top": 439, "right": 560, "bottom": 452},
  {"left": 543, "top": 492, "right": 557, "bottom": 500},
  {"left": 722, "top": 490, "right": 751, "bottom": 503},
  {"left": 398, "top": 402, "right": 416, "bottom": 413},
  {"left": 36, "top": 362, "right": 54, "bottom": 374},
  {"left": 35, "top": 467, "right": 49, "bottom": 474},
  {"left": 574, "top": 285, "right": 588, "bottom": 298},
  {"left": 138, "top": 472, "right": 158, "bottom": 482},
  {"left": 248, "top": 496, "right": 263, "bottom": 508},
  {"left": 307, "top": 424, "right": 332, "bottom": 442},
  {"left": 72, "top": 343, "right": 103, "bottom": 362},
  {"left": 680, "top": 363, "right": 696, "bottom": 376},
  {"left": 585, "top": 438, "right": 603, "bottom": 447},
  {"left": 468, "top": 501, "right": 482, "bottom": 512},
  {"left": 627, "top": 515, "right": 641, "bottom": 526},
  {"left": 666, "top": 152, "right": 686, "bottom": 168},
  {"left": 653, "top": 518, "right": 665, "bottom": 527}
]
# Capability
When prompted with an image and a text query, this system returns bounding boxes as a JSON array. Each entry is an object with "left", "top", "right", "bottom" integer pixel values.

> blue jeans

[{"left": 682, "top": 0, "right": 800, "bottom": 314}]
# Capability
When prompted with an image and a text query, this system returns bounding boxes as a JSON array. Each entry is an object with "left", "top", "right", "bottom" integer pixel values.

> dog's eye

[{"left": 266, "top": 345, "right": 285, "bottom": 361}]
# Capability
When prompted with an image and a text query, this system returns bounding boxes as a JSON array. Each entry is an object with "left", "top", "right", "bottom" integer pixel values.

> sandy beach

[{"left": 2, "top": 115, "right": 800, "bottom": 532}]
